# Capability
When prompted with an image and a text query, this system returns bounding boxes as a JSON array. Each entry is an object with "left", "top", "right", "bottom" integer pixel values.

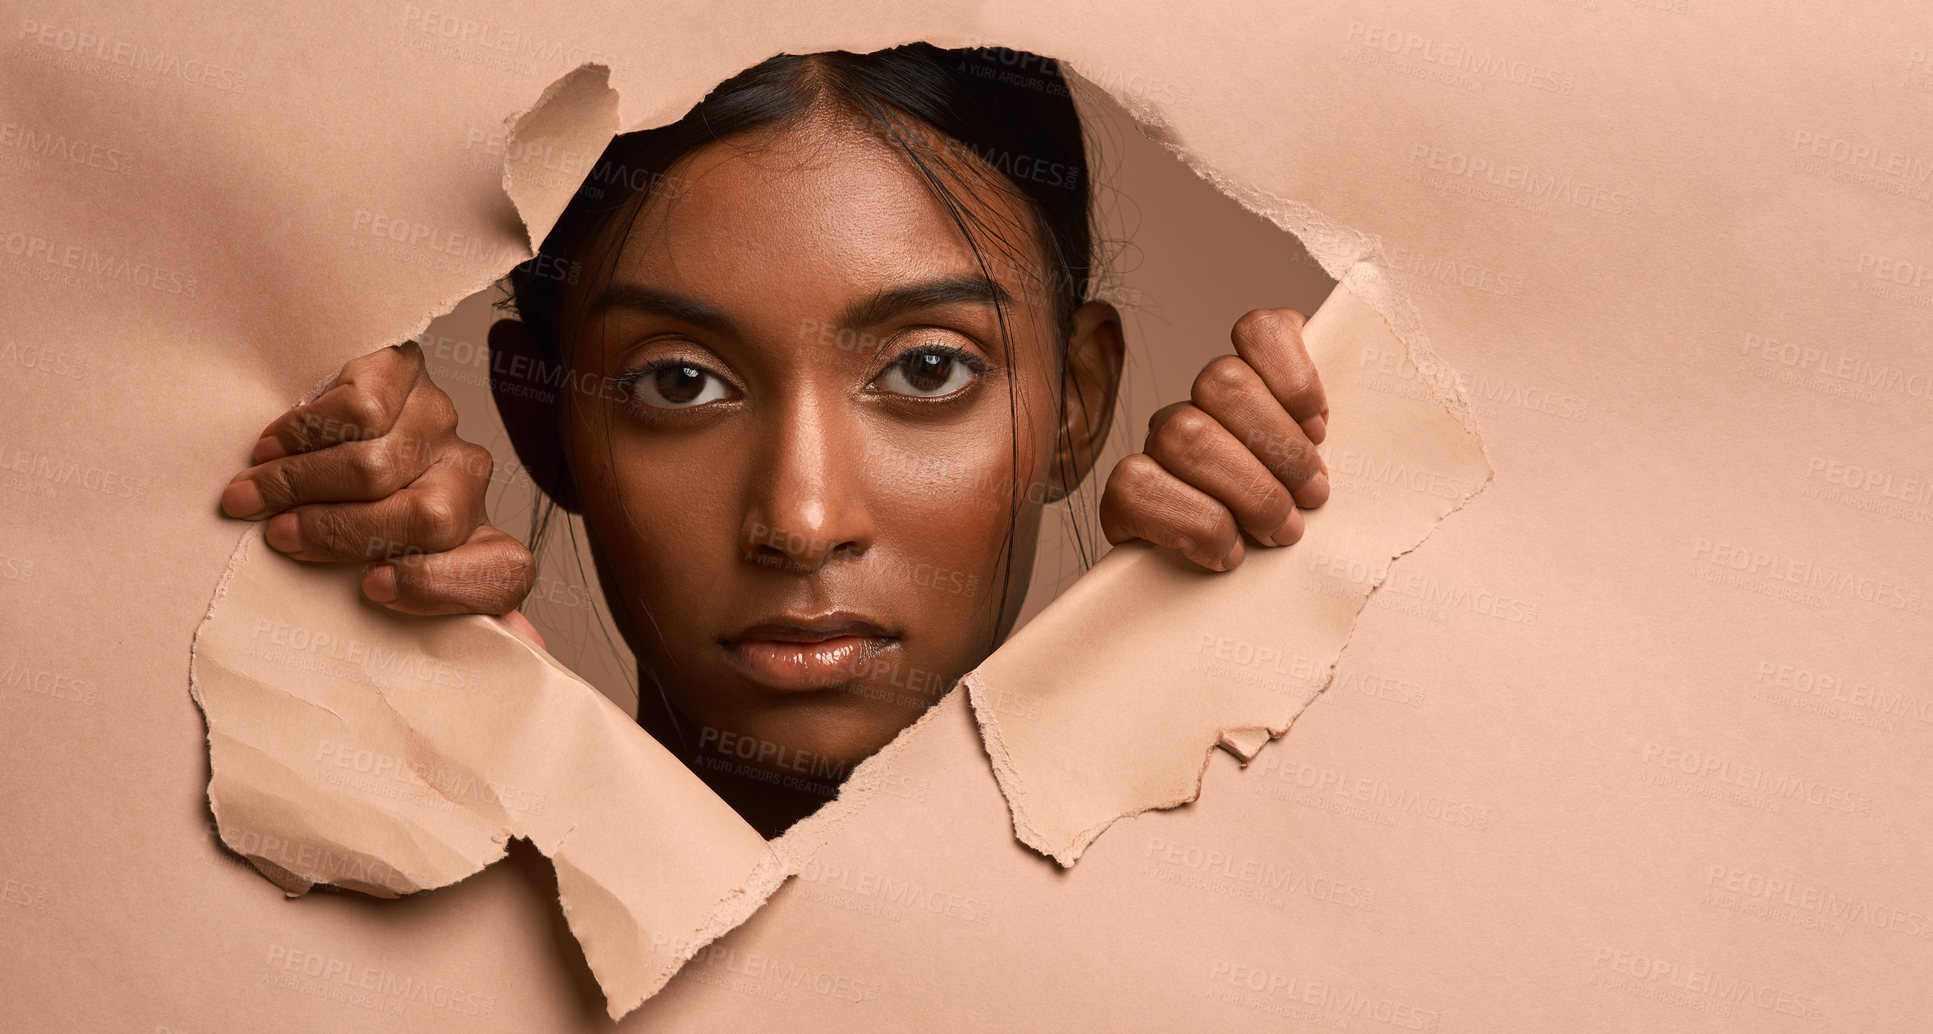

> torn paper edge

[
  {"left": 503, "top": 62, "right": 620, "bottom": 251},
  {"left": 1068, "top": 69, "right": 1484, "bottom": 439},
  {"left": 187, "top": 54, "right": 1503, "bottom": 1013},
  {"left": 950, "top": 74, "right": 1498, "bottom": 866},
  {"left": 191, "top": 527, "right": 791, "bottom": 1021},
  {"left": 190, "top": 532, "right": 516, "bottom": 895}
]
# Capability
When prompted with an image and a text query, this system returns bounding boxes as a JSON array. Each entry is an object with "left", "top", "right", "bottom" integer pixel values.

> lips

[{"left": 721, "top": 615, "right": 898, "bottom": 692}]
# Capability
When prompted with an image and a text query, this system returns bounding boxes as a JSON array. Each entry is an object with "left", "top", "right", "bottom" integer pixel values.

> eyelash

[
  {"left": 617, "top": 337, "right": 993, "bottom": 417},
  {"left": 868, "top": 342, "right": 991, "bottom": 401}
]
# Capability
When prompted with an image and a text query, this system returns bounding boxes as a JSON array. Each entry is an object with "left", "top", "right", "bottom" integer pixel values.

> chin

[{"left": 704, "top": 683, "right": 937, "bottom": 776}]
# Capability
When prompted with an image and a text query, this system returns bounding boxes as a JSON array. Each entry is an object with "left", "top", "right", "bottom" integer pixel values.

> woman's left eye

[{"left": 871, "top": 348, "right": 983, "bottom": 398}]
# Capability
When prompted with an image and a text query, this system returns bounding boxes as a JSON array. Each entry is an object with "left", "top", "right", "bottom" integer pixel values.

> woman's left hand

[{"left": 1099, "top": 307, "right": 1329, "bottom": 572}]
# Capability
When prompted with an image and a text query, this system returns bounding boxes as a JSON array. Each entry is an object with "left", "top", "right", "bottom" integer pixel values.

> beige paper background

[{"left": 3, "top": 2, "right": 1928, "bottom": 1031}]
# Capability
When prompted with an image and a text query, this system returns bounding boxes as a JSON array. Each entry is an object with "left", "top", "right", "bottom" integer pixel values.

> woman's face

[{"left": 521, "top": 111, "right": 1118, "bottom": 789}]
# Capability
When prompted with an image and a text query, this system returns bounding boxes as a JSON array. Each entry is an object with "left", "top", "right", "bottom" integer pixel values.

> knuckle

[
  {"left": 337, "top": 387, "right": 390, "bottom": 440},
  {"left": 410, "top": 495, "right": 467, "bottom": 551},
  {"left": 1100, "top": 456, "right": 1157, "bottom": 528},
  {"left": 254, "top": 465, "right": 300, "bottom": 509},
  {"left": 1099, "top": 458, "right": 1138, "bottom": 509},
  {"left": 1155, "top": 408, "right": 1221, "bottom": 463},
  {"left": 455, "top": 441, "right": 494, "bottom": 483},
  {"left": 1277, "top": 364, "right": 1318, "bottom": 403},
  {"left": 420, "top": 545, "right": 532, "bottom": 613},
  {"left": 337, "top": 350, "right": 384, "bottom": 383},
  {"left": 414, "top": 382, "right": 459, "bottom": 431},
  {"left": 393, "top": 339, "right": 427, "bottom": 371},
  {"left": 387, "top": 427, "right": 438, "bottom": 470},
  {"left": 1253, "top": 428, "right": 1311, "bottom": 471},
  {"left": 304, "top": 507, "right": 353, "bottom": 555},
  {"left": 343, "top": 441, "right": 403, "bottom": 495},
  {"left": 1241, "top": 476, "right": 1295, "bottom": 522},
  {"left": 1146, "top": 401, "right": 1186, "bottom": 435},
  {"left": 1192, "top": 355, "right": 1251, "bottom": 406}
]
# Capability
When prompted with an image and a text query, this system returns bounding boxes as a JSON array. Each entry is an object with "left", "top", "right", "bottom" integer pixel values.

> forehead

[{"left": 595, "top": 113, "right": 1053, "bottom": 317}]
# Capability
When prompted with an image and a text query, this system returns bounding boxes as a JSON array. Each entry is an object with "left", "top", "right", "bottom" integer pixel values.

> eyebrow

[
  {"left": 835, "top": 274, "right": 1013, "bottom": 331},
  {"left": 589, "top": 282, "right": 741, "bottom": 337},
  {"left": 588, "top": 274, "right": 1012, "bottom": 339}
]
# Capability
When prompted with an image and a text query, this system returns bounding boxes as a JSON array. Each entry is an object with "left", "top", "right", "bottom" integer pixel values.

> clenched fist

[
  {"left": 219, "top": 341, "right": 539, "bottom": 626},
  {"left": 1100, "top": 308, "right": 1329, "bottom": 571}
]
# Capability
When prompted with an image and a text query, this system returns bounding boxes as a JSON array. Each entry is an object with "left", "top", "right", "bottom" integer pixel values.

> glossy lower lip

[{"left": 722, "top": 635, "right": 896, "bottom": 692}]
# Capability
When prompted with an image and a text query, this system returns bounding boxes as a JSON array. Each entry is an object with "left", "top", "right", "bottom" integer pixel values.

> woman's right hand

[{"left": 220, "top": 341, "right": 539, "bottom": 626}]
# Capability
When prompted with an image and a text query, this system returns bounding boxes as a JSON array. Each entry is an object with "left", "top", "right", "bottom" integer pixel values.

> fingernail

[
  {"left": 264, "top": 513, "right": 301, "bottom": 553},
  {"left": 220, "top": 479, "right": 266, "bottom": 519},
  {"left": 1265, "top": 507, "right": 1304, "bottom": 547},
  {"left": 1303, "top": 415, "right": 1327, "bottom": 445},
  {"left": 363, "top": 565, "right": 398, "bottom": 603},
  {"left": 252, "top": 436, "right": 288, "bottom": 462},
  {"left": 1303, "top": 472, "right": 1331, "bottom": 507},
  {"left": 1219, "top": 539, "right": 1245, "bottom": 570}
]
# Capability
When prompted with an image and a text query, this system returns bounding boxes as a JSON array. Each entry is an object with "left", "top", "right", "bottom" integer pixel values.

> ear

[
  {"left": 1047, "top": 300, "right": 1126, "bottom": 500},
  {"left": 487, "top": 317, "right": 580, "bottom": 512}
]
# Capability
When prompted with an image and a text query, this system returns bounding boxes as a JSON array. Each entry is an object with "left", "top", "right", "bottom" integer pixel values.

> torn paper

[
  {"left": 190, "top": 528, "right": 783, "bottom": 1018},
  {"left": 964, "top": 280, "right": 1489, "bottom": 865},
  {"left": 6, "top": 2, "right": 1929, "bottom": 1032}
]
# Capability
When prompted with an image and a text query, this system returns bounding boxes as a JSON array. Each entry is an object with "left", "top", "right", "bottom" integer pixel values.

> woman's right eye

[{"left": 625, "top": 363, "right": 732, "bottom": 410}]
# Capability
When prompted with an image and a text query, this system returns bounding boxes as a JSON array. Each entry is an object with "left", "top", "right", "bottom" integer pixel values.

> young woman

[{"left": 219, "top": 44, "right": 1331, "bottom": 837}]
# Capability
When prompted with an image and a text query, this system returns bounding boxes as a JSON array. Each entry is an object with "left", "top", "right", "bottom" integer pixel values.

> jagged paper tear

[
  {"left": 189, "top": 530, "right": 786, "bottom": 1019},
  {"left": 188, "top": 61, "right": 1486, "bottom": 1017},
  {"left": 502, "top": 62, "right": 621, "bottom": 250},
  {"left": 963, "top": 279, "right": 1490, "bottom": 865}
]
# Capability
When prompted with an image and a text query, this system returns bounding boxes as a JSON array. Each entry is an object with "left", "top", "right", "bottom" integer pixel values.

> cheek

[
  {"left": 872, "top": 449, "right": 1010, "bottom": 567},
  {"left": 862, "top": 402, "right": 1056, "bottom": 572},
  {"left": 571, "top": 420, "right": 745, "bottom": 589}
]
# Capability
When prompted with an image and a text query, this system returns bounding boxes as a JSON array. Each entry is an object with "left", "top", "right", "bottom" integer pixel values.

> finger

[
  {"left": 363, "top": 525, "right": 536, "bottom": 616},
  {"left": 1190, "top": 355, "right": 1330, "bottom": 510},
  {"left": 262, "top": 446, "right": 491, "bottom": 561},
  {"left": 1144, "top": 402, "right": 1304, "bottom": 547},
  {"left": 1100, "top": 453, "right": 1245, "bottom": 571},
  {"left": 250, "top": 342, "right": 429, "bottom": 462},
  {"left": 1145, "top": 399, "right": 1192, "bottom": 437},
  {"left": 1229, "top": 308, "right": 1327, "bottom": 431},
  {"left": 227, "top": 427, "right": 449, "bottom": 519}
]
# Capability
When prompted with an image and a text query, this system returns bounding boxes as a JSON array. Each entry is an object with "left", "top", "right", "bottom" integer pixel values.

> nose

[{"left": 739, "top": 394, "right": 874, "bottom": 574}]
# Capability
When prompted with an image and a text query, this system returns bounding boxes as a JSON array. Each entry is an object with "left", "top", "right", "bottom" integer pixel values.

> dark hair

[
  {"left": 500, "top": 43, "right": 1106, "bottom": 727},
  {"left": 509, "top": 42, "right": 1094, "bottom": 354}
]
